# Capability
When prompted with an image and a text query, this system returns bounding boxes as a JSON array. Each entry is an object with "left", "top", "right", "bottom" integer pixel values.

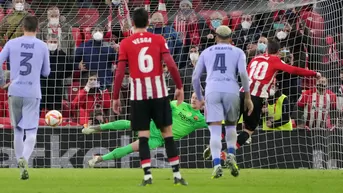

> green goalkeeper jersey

[{"left": 150, "top": 101, "right": 207, "bottom": 140}]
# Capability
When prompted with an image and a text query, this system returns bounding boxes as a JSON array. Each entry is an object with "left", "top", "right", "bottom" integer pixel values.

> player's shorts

[
  {"left": 130, "top": 97, "right": 172, "bottom": 131},
  {"left": 148, "top": 122, "right": 164, "bottom": 149},
  {"left": 239, "top": 92, "right": 264, "bottom": 131},
  {"left": 205, "top": 92, "right": 240, "bottom": 123},
  {"left": 9, "top": 96, "right": 40, "bottom": 129}
]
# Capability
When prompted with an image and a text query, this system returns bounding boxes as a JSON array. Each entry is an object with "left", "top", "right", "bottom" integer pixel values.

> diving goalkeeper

[{"left": 83, "top": 93, "right": 207, "bottom": 167}]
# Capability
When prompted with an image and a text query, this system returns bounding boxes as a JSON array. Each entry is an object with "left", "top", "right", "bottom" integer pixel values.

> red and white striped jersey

[
  {"left": 118, "top": 32, "right": 170, "bottom": 100},
  {"left": 297, "top": 89, "right": 337, "bottom": 128},
  {"left": 240, "top": 54, "right": 317, "bottom": 98}
]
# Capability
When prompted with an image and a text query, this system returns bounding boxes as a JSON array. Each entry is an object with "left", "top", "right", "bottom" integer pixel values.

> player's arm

[
  {"left": 112, "top": 42, "right": 128, "bottom": 100},
  {"left": 237, "top": 50, "right": 250, "bottom": 96},
  {"left": 41, "top": 44, "right": 51, "bottom": 77},
  {"left": 192, "top": 52, "right": 205, "bottom": 101},
  {"left": 0, "top": 42, "right": 9, "bottom": 86},
  {"left": 275, "top": 60, "right": 317, "bottom": 77},
  {"left": 271, "top": 97, "right": 290, "bottom": 128},
  {"left": 161, "top": 40, "right": 182, "bottom": 90}
]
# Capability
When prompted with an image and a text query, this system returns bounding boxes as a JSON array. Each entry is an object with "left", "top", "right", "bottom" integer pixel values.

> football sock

[
  {"left": 23, "top": 128, "right": 38, "bottom": 162},
  {"left": 225, "top": 126, "right": 237, "bottom": 155},
  {"left": 13, "top": 127, "right": 24, "bottom": 162},
  {"left": 236, "top": 131, "right": 250, "bottom": 148},
  {"left": 101, "top": 144, "right": 134, "bottom": 161},
  {"left": 164, "top": 136, "right": 181, "bottom": 179},
  {"left": 209, "top": 125, "right": 222, "bottom": 166},
  {"left": 139, "top": 137, "right": 152, "bottom": 180},
  {"left": 100, "top": 120, "right": 131, "bottom": 131}
]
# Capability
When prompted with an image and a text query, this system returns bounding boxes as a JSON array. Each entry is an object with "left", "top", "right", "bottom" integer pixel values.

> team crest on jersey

[
  {"left": 187, "top": 112, "right": 192, "bottom": 117},
  {"left": 194, "top": 116, "right": 198, "bottom": 121}
]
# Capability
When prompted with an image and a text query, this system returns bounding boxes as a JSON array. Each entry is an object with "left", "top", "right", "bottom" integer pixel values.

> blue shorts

[
  {"left": 9, "top": 96, "right": 40, "bottom": 129},
  {"left": 205, "top": 92, "right": 240, "bottom": 123}
]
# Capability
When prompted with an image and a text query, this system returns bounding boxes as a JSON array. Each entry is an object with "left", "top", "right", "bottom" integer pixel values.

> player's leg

[
  {"left": 222, "top": 93, "right": 240, "bottom": 177},
  {"left": 82, "top": 120, "right": 131, "bottom": 134},
  {"left": 131, "top": 100, "right": 153, "bottom": 186},
  {"left": 152, "top": 97, "right": 187, "bottom": 185},
  {"left": 8, "top": 96, "right": 27, "bottom": 180},
  {"left": 236, "top": 93, "right": 263, "bottom": 148},
  {"left": 88, "top": 124, "right": 164, "bottom": 167},
  {"left": 205, "top": 93, "right": 225, "bottom": 179}
]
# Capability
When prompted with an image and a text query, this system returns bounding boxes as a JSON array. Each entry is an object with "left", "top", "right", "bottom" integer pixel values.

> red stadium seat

[
  {"left": 71, "top": 27, "right": 83, "bottom": 47},
  {"left": 198, "top": 10, "right": 229, "bottom": 28},
  {"left": 229, "top": 11, "right": 242, "bottom": 31},
  {"left": 76, "top": 8, "right": 99, "bottom": 28}
]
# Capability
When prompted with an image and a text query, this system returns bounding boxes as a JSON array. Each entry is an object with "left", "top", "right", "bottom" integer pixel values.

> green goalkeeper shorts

[{"left": 148, "top": 121, "right": 164, "bottom": 149}]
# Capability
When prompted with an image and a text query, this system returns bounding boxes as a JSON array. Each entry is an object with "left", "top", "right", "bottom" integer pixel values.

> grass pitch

[{"left": 0, "top": 169, "right": 342, "bottom": 193}]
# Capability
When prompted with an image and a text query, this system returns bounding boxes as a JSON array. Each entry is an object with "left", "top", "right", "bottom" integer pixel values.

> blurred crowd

[{"left": 0, "top": 0, "right": 342, "bottom": 129}]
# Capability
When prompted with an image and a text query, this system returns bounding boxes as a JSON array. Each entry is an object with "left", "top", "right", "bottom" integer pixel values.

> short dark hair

[
  {"left": 23, "top": 16, "right": 38, "bottom": 32},
  {"left": 132, "top": 8, "right": 149, "bottom": 28},
  {"left": 267, "top": 39, "right": 280, "bottom": 54}
]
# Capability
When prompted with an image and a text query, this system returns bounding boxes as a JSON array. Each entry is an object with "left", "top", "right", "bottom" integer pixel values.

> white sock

[
  {"left": 209, "top": 125, "right": 222, "bottom": 166},
  {"left": 225, "top": 125, "right": 237, "bottom": 155},
  {"left": 13, "top": 127, "right": 24, "bottom": 162},
  {"left": 144, "top": 174, "right": 152, "bottom": 180},
  {"left": 22, "top": 129, "right": 38, "bottom": 162},
  {"left": 173, "top": 172, "right": 182, "bottom": 179}
]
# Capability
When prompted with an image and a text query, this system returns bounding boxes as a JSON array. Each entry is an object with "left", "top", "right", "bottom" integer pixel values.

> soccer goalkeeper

[{"left": 83, "top": 93, "right": 207, "bottom": 167}]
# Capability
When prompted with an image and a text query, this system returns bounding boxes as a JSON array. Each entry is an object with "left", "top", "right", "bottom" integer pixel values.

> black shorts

[
  {"left": 130, "top": 97, "right": 172, "bottom": 131},
  {"left": 239, "top": 92, "right": 265, "bottom": 131}
]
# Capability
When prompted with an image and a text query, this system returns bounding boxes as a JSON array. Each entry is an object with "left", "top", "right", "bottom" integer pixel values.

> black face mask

[{"left": 316, "top": 84, "right": 327, "bottom": 91}]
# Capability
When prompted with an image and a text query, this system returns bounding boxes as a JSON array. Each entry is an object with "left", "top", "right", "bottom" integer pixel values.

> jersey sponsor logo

[{"left": 178, "top": 112, "right": 195, "bottom": 126}]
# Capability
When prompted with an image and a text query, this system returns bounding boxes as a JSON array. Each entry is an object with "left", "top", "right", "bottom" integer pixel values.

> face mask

[
  {"left": 241, "top": 21, "right": 252, "bottom": 29},
  {"left": 190, "top": 53, "right": 199, "bottom": 61},
  {"left": 93, "top": 32, "right": 103, "bottom": 41},
  {"left": 316, "top": 84, "right": 326, "bottom": 90},
  {"left": 49, "top": 18, "right": 59, "bottom": 26},
  {"left": 269, "top": 88, "right": 276, "bottom": 96},
  {"left": 47, "top": 43, "right": 58, "bottom": 51},
  {"left": 15, "top": 3, "right": 24, "bottom": 11},
  {"left": 277, "top": 31, "right": 288, "bottom": 40},
  {"left": 211, "top": 20, "right": 221, "bottom": 29},
  {"left": 257, "top": 43, "right": 267, "bottom": 52}
]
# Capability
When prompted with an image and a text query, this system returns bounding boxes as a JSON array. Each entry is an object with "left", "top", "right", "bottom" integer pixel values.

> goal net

[{"left": 0, "top": 0, "right": 343, "bottom": 169}]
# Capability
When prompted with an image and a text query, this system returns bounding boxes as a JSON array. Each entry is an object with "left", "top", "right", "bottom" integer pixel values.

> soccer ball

[{"left": 45, "top": 110, "right": 63, "bottom": 127}]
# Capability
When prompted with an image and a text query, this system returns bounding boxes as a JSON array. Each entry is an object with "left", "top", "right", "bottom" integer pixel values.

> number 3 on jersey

[
  {"left": 138, "top": 47, "right": 153, "bottom": 73},
  {"left": 20, "top": 52, "right": 33, "bottom": 76},
  {"left": 249, "top": 61, "right": 269, "bottom": 80},
  {"left": 213, "top": 53, "right": 227, "bottom": 73}
]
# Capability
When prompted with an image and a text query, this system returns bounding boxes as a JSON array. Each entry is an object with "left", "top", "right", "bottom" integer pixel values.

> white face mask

[
  {"left": 15, "top": 3, "right": 25, "bottom": 11},
  {"left": 190, "top": 53, "right": 199, "bottom": 61},
  {"left": 277, "top": 31, "right": 288, "bottom": 40},
  {"left": 49, "top": 18, "right": 59, "bottom": 26},
  {"left": 241, "top": 21, "right": 252, "bottom": 29},
  {"left": 93, "top": 32, "right": 104, "bottom": 41},
  {"left": 47, "top": 43, "right": 58, "bottom": 51},
  {"left": 269, "top": 88, "right": 276, "bottom": 96}
]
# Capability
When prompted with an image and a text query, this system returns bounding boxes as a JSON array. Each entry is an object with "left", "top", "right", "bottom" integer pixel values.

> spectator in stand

[
  {"left": 148, "top": 12, "right": 182, "bottom": 63},
  {"left": 293, "top": 77, "right": 339, "bottom": 129},
  {"left": 71, "top": 71, "right": 111, "bottom": 125},
  {"left": 174, "top": 0, "right": 201, "bottom": 68},
  {"left": 179, "top": 46, "right": 206, "bottom": 100},
  {"left": 232, "top": 14, "right": 261, "bottom": 51},
  {"left": 201, "top": 11, "right": 225, "bottom": 48},
  {"left": 75, "top": 26, "right": 116, "bottom": 90},
  {"left": 38, "top": 6, "right": 75, "bottom": 57},
  {"left": 0, "top": 0, "right": 31, "bottom": 47},
  {"left": 246, "top": 36, "right": 268, "bottom": 61},
  {"left": 40, "top": 34, "right": 73, "bottom": 115}
]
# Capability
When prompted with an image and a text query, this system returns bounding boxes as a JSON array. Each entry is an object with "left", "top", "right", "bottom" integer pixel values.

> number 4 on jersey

[{"left": 213, "top": 53, "right": 227, "bottom": 73}]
